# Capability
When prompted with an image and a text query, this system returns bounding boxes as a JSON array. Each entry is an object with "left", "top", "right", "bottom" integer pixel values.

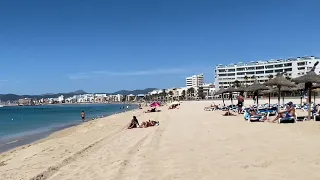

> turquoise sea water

[{"left": 0, "top": 104, "right": 136, "bottom": 152}]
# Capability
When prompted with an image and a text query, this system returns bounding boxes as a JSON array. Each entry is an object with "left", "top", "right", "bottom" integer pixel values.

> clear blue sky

[{"left": 1, "top": 0, "right": 320, "bottom": 94}]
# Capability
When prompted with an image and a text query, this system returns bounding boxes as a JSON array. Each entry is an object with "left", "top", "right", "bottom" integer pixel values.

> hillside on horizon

[{"left": 0, "top": 88, "right": 157, "bottom": 101}]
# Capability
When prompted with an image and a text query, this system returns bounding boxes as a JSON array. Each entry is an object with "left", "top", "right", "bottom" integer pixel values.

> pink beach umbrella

[{"left": 150, "top": 102, "right": 161, "bottom": 107}]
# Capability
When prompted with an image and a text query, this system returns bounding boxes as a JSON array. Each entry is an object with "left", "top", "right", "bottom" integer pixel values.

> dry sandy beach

[{"left": 1, "top": 100, "right": 320, "bottom": 180}]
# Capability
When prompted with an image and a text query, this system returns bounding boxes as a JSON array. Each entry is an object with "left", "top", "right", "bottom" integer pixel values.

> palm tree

[
  {"left": 181, "top": 90, "right": 186, "bottom": 100},
  {"left": 168, "top": 91, "right": 173, "bottom": 96},
  {"left": 197, "top": 86, "right": 205, "bottom": 99},
  {"left": 251, "top": 75, "right": 256, "bottom": 80},
  {"left": 187, "top": 87, "right": 195, "bottom": 99},
  {"left": 168, "top": 91, "right": 174, "bottom": 101},
  {"left": 121, "top": 95, "right": 127, "bottom": 102},
  {"left": 233, "top": 80, "right": 240, "bottom": 87},
  {"left": 161, "top": 89, "right": 167, "bottom": 100},
  {"left": 284, "top": 73, "right": 291, "bottom": 80},
  {"left": 244, "top": 75, "right": 249, "bottom": 87}
]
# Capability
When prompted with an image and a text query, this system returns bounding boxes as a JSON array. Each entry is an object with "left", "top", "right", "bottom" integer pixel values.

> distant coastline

[{"left": 1, "top": 101, "right": 140, "bottom": 107}]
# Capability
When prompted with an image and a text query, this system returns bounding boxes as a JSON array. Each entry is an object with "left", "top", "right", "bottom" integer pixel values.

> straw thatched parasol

[
  {"left": 262, "top": 85, "right": 301, "bottom": 107},
  {"left": 214, "top": 88, "right": 225, "bottom": 95},
  {"left": 264, "top": 73, "right": 296, "bottom": 110},
  {"left": 292, "top": 61, "right": 320, "bottom": 120},
  {"left": 246, "top": 81, "right": 268, "bottom": 105},
  {"left": 312, "top": 83, "right": 320, "bottom": 89},
  {"left": 234, "top": 85, "right": 247, "bottom": 92}
]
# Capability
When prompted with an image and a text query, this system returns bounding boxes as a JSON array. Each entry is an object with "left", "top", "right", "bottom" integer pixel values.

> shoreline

[{"left": 0, "top": 104, "right": 139, "bottom": 154}]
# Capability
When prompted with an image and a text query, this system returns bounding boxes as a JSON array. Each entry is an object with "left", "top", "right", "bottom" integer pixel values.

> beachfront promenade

[{"left": 1, "top": 101, "right": 320, "bottom": 180}]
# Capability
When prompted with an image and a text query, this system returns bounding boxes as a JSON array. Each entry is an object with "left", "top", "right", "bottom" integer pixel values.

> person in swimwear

[
  {"left": 81, "top": 111, "right": 85, "bottom": 122},
  {"left": 128, "top": 116, "right": 140, "bottom": 129},
  {"left": 271, "top": 101, "right": 295, "bottom": 123},
  {"left": 237, "top": 92, "right": 244, "bottom": 114},
  {"left": 140, "top": 120, "right": 159, "bottom": 128}
]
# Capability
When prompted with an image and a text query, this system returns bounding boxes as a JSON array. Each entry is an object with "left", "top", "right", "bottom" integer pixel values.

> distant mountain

[
  {"left": 70, "top": 90, "right": 87, "bottom": 94},
  {"left": 0, "top": 88, "right": 156, "bottom": 101}
]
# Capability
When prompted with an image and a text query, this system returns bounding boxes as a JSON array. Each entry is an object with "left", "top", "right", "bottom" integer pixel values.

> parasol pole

[
  {"left": 314, "top": 91, "right": 316, "bottom": 105},
  {"left": 278, "top": 85, "right": 281, "bottom": 112},
  {"left": 222, "top": 93, "right": 225, "bottom": 106},
  {"left": 300, "top": 90, "right": 303, "bottom": 106},
  {"left": 308, "top": 85, "right": 312, "bottom": 120},
  {"left": 256, "top": 91, "right": 259, "bottom": 106},
  {"left": 268, "top": 93, "right": 271, "bottom": 108},
  {"left": 230, "top": 92, "right": 233, "bottom": 105}
]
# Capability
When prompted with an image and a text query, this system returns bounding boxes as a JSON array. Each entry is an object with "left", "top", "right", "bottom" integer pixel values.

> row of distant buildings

[
  {"left": 17, "top": 94, "right": 145, "bottom": 106},
  {"left": 16, "top": 73, "right": 214, "bottom": 106},
  {"left": 147, "top": 73, "right": 216, "bottom": 100}
]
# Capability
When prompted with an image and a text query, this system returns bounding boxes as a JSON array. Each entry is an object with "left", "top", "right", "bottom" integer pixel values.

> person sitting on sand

[
  {"left": 271, "top": 101, "right": 295, "bottom": 123},
  {"left": 314, "top": 104, "right": 320, "bottom": 115},
  {"left": 128, "top": 116, "right": 140, "bottom": 129}
]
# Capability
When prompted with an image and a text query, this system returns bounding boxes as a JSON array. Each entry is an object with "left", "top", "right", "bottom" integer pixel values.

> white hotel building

[
  {"left": 215, "top": 56, "right": 320, "bottom": 90},
  {"left": 186, "top": 74, "right": 204, "bottom": 87}
]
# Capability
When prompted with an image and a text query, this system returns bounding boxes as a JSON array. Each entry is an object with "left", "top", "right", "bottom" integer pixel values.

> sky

[{"left": 1, "top": 0, "right": 320, "bottom": 94}]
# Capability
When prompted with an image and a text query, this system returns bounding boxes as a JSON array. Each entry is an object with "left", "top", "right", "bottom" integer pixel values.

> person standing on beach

[
  {"left": 237, "top": 92, "right": 244, "bottom": 114},
  {"left": 81, "top": 111, "right": 85, "bottom": 122}
]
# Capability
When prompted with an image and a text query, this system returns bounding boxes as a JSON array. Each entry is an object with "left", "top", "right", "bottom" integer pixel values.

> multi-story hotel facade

[
  {"left": 215, "top": 56, "right": 320, "bottom": 90},
  {"left": 186, "top": 74, "right": 204, "bottom": 88}
]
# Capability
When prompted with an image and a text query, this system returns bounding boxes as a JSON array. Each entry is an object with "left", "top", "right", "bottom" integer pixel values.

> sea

[{"left": 0, "top": 103, "right": 137, "bottom": 153}]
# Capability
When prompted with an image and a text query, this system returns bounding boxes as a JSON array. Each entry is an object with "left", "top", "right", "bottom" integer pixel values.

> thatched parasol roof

[
  {"left": 292, "top": 71, "right": 320, "bottom": 84},
  {"left": 214, "top": 88, "right": 225, "bottom": 95},
  {"left": 261, "top": 87, "right": 273, "bottom": 94},
  {"left": 280, "top": 86, "right": 295, "bottom": 92},
  {"left": 246, "top": 81, "right": 269, "bottom": 92},
  {"left": 264, "top": 74, "right": 296, "bottom": 87},
  {"left": 262, "top": 83, "right": 304, "bottom": 93},
  {"left": 235, "top": 85, "right": 247, "bottom": 92},
  {"left": 292, "top": 61, "right": 320, "bottom": 84},
  {"left": 223, "top": 86, "right": 238, "bottom": 93},
  {"left": 292, "top": 83, "right": 305, "bottom": 90},
  {"left": 312, "top": 83, "right": 320, "bottom": 89}
]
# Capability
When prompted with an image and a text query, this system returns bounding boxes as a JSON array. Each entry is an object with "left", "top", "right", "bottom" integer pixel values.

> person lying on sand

[
  {"left": 140, "top": 120, "right": 160, "bottom": 128},
  {"left": 145, "top": 108, "right": 156, "bottom": 113},
  {"left": 128, "top": 116, "right": 140, "bottom": 129},
  {"left": 270, "top": 101, "right": 295, "bottom": 123},
  {"left": 223, "top": 111, "right": 236, "bottom": 116}
]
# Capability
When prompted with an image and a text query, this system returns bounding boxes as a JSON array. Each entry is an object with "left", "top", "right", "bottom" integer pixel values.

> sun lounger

[
  {"left": 314, "top": 115, "right": 320, "bottom": 121},
  {"left": 278, "top": 112, "right": 297, "bottom": 123},
  {"left": 244, "top": 110, "right": 269, "bottom": 122}
]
